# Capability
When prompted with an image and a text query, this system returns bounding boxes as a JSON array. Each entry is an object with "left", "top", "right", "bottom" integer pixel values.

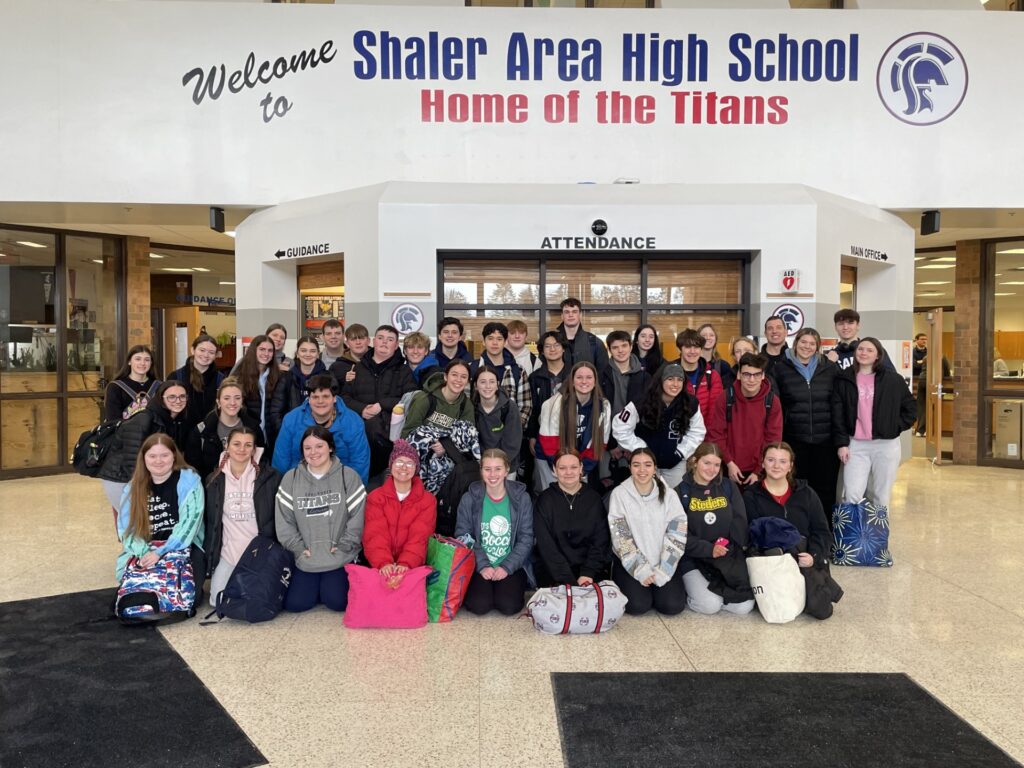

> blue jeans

[{"left": 284, "top": 566, "right": 350, "bottom": 612}]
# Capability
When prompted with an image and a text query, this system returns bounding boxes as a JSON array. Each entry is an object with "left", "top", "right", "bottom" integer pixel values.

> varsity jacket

[
  {"left": 612, "top": 396, "right": 706, "bottom": 470},
  {"left": 535, "top": 393, "right": 612, "bottom": 473}
]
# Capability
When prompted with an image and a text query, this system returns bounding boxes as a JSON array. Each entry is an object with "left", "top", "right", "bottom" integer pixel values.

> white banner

[{"left": 0, "top": 1, "right": 1020, "bottom": 208}]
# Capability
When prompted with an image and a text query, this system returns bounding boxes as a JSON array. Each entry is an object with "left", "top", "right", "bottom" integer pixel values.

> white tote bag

[
  {"left": 746, "top": 554, "right": 806, "bottom": 624},
  {"left": 526, "top": 580, "right": 628, "bottom": 635}
]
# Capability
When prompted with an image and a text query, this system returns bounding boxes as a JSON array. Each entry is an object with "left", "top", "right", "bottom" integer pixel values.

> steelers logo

[{"left": 704, "top": 512, "right": 717, "bottom": 525}]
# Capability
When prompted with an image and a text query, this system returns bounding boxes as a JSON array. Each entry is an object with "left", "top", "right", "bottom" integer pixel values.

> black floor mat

[
  {"left": 0, "top": 588, "right": 266, "bottom": 768},
  {"left": 551, "top": 671, "right": 1020, "bottom": 768}
]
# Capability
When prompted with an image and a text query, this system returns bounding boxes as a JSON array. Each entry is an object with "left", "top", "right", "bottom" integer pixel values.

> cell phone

[{"left": 714, "top": 537, "right": 729, "bottom": 548}]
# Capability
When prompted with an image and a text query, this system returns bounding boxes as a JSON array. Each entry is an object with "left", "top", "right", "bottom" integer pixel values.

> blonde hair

[{"left": 403, "top": 331, "right": 430, "bottom": 350}]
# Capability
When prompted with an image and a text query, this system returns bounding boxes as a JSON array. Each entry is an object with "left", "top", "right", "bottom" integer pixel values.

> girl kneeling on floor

[
  {"left": 204, "top": 426, "right": 282, "bottom": 607},
  {"left": 607, "top": 447, "right": 689, "bottom": 616},
  {"left": 276, "top": 426, "right": 366, "bottom": 612},
  {"left": 362, "top": 440, "right": 437, "bottom": 588},
  {"left": 455, "top": 448, "right": 534, "bottom": 616},
  {"left": 116, "top": 433, "right": 206, "bottom": 603},
  {"left": 676, "top": 442, "right": 754, "bottom": 615}
]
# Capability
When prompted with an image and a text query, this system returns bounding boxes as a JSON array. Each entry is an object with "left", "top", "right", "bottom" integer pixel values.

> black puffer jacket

[
  {"left": 184, "top": 409, "right": 265, "bottom": 481},
  {"left": 773, "top": 355, "right": 840, "bottom": 446},
  {"left": 342, "top": 352, "right": 417, "bottom": 443},
  {"left": 743, "top": 480, "right": 830, "bottom": 565},
  {"left": 527, "top": 365, "right": 567, "bottom": 439},
  {"left": 267, "top": 363, "right": 326, "bottom": 439},
  {"left": 203, "top": 462, "right": 281, "bottom": 577},
  {"left": 831, "top": 366, "right": 917, "bottom": 446},
  {"left": 168, "top": 363, "right": 224, "bottom": 435},
  {"left": 98, "top": 400, "right": 189, "bottom": 483}
]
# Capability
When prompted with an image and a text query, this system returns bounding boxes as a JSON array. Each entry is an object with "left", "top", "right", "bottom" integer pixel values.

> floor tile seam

[
  {"left": 658, "top": 615, "right": 699, "bottom": 672},
  {"left": 906, "top": 560, "right": 1024, "bottom": 625}
]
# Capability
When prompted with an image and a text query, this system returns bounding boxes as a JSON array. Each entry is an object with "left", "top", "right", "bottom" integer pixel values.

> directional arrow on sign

[{"left": 274, "top": 249, "right": 285, "bottom": 259}]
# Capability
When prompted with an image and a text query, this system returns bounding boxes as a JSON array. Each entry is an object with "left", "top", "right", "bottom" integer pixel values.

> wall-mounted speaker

[
  {"left": 209, "top": 206, "right": 225, "bottom": 233},
  {"left": 921, "top": 210, "right": 940, "bottom": 236}
]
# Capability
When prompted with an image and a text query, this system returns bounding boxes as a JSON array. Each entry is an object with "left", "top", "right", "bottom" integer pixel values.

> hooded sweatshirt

[
  {"left": 600, "top": 354, "right": 649, "bottom": 417},
  {"left": 607, "top": 478, "right": 687, "bottom": 586},
  {"left": 707, "top": 379, "right": 783, "bottom": 475},
  {"left": 474, "top": 388, "right": 523, "bottom": 473},
  {"left": 275, "top": 458, "right": 366, "bottom": 573},
  {"left": 400, "top": 372, "right": 474, "bottom": 438},
  {"left": 470, "top": 349, "right": 532, "bottom": 430}
]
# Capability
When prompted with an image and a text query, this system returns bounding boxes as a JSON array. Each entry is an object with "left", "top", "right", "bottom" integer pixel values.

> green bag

[{"left": 425, "top": 535, "right": 476, "bottom": 623}]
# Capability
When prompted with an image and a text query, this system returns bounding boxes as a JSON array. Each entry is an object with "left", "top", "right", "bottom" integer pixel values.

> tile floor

[{"left": 2, "top": 457, "right": 1022, "bottom": 767}]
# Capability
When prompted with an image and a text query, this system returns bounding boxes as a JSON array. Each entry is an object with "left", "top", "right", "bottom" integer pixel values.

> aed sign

[{"left": 779, "top": 269, "right": 800, "bottom": 293}]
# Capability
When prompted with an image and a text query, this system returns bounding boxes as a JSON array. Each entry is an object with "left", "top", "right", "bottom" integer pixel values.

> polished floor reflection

[{"left": 1, "top": 458, "right": 1022, "bottom": 768}]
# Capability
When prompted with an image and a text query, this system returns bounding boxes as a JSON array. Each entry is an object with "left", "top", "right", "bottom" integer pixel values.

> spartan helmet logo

[{"left": 877, "top": 33, "right": 968, "bottom": 126}]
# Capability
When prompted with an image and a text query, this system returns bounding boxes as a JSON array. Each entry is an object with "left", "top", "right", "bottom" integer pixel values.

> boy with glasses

[{"left": 707, "top": 353, "right": 782, "bottom": 485}]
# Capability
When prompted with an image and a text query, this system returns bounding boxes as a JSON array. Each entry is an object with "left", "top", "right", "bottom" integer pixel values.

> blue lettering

[
  {"left": 728, "top": 33, "right": 751, "bottom": 82},
  {"left": 353, "top": 31, "right": 376, "bottom": 80}
]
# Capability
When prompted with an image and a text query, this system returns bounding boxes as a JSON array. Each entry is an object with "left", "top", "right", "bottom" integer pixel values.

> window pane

[
  {"left": 66, "top": 235, "right": 121, "bottom": 393},
  {"left": 445, "top": 311, "right": 540, "bottom": 359},
  {"left": 993, "top": 241, "right": 1024, "bottom": 383},
  {"left": 648, "top": 311, "right": 743, "bottom": 360},
  {"left": 546, "top": 260, "right": 641, "bottom": 305},
  {"left": 443, "top": 260, "right": 539, "bottom": 306},
  {"left": 647, "top": 261, "right": 742, "bottom": 305},
  {"left": 2, "top": 398, "right": 59, "bottom": 469},
  {"left": 0, "top": 230, "right": 59, "bottom": 394}
]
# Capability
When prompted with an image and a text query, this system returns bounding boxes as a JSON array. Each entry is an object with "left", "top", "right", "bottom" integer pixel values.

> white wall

[{"left": 1, "top": 1, "right": 1022, "bottom": 210}]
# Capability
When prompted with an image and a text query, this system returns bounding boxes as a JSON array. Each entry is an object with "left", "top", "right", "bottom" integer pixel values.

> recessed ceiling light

[
  {"left": 914, "top": 256, "right": 926, "bottom": 261},
  {"left": 996, "top": 247, "right": 1024, "bottom": 254},
  {"left": 916, "top": 281, "right": 951, "bottom": 285},
  {"left": 193, "top": 267, "right": 211, "bottom": 272},
  {"left": 999, "top": 281, "right": 1024, "bottom": 285},
  {"left": 224, "top": 231, "right": 236, "bottom": 238},
  {"left": 162, "top": 267, "right": 194, "bottom": 273},
  {"left": 915, "top": 292, "right": 944, "bottom": 297},
  {"left": 149, "top": 253, "right": 167, "bottom": 259},
  {"left": 931, "top": 256, "right": 956, "bottom": 262},
  {"left": 918, "top": 264, "right": 956, "bottom": 270},
  {"left": 994, "top": 292, "right": 1016, "bottom": 296},
  {"left": 91, "top": 259, "right": 104, "bottom": 264},
  {"left": 219, "top": 281, "right": 236, "bottom": 286},
  {"left": 17, "top": 240, "right": 47, "bottom": 248}
]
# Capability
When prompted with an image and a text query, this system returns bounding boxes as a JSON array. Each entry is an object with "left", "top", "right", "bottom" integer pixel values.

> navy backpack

[{"left": 204, "top": 536, "right": 294, "bottom": 623}]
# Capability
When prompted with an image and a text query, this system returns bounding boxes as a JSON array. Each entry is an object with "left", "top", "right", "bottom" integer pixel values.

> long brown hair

[
  {"left": 234, "top": 334, "right": 281, "bottom": 401},
  {"left": 126, "top": 433, "right": 190, "bottom": 541},
  {"left": 558, "top": 362, "right": 605, "bottom": 461},
  {"left": 112, "top": 344, "right": 160, "bottom": 381},
  {"left": 187, "top": 334, "right": 219, "bottom": 392}
]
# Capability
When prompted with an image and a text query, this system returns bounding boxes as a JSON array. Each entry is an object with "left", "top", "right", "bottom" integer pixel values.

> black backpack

[
  {"left": 725, "top": 386, "right": 774, "bottom": 422},
  {"left": 434, "top": 437, "right": 480, "bottom": 538},
  {"left": 72, "top": 420, "right": 121, "bottom": 477},
  {"left": 203, "top": 536, "right": 294, "bottom": 623}
]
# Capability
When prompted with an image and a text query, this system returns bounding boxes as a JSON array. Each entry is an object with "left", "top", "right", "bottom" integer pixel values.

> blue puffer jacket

[{"left": 270, "top": 395, "right": 370, "bottom": 483}]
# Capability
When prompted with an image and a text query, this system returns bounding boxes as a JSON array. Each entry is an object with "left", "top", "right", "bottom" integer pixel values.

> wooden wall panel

[{"left": 2, "top": 399, "right": 59, "bottom": 469}]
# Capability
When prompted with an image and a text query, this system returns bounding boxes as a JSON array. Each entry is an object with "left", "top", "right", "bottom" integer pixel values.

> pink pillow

[{"left": 343, "top": 564, "right": 431, "bottom": 629}]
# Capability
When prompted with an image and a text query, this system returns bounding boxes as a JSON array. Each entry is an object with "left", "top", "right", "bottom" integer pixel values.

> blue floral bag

[
  {"left": 831, "top": 501, "right": 893, "bottom": 567},
  {"left": 115, "top": 547, "right": 196, "bottom": 624}
]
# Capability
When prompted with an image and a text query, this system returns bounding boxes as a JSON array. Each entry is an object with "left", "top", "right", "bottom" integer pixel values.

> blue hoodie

[{"left": 271, "top": 395, "right": 371, "bottom": 483}]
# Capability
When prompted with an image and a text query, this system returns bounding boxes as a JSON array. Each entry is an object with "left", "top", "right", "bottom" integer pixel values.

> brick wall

[
  {"left": 125, "top": 237, "right": 151, "bottom": 348},
  {"left": 953, "top": 239, "right": 981, "bottom": 465}
]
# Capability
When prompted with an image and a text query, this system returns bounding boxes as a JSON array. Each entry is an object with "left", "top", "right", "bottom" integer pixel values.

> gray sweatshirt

[{"left": 276, "top": 458, "right": 366, "bottom": 573}]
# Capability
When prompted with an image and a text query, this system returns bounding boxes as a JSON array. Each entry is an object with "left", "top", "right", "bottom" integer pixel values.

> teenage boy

[
  {"left": 707, "top": 353, "right": 782, "bottom": 485},
  {"left": 556, "top": 297, "right": 609, "bottom": 372},
  {"left": 676, "top": 328, "right": 723, "bottom": 420},
  {"left": 470, "top": 321, "right": 532, "bottom": 430},
  {"left": 601, "top": 330, "right": 651, "bottom": 483},
  {"left": 506, "top": 319, "right": 539, "bottom": 375},
  {"left": 403, "top": 331, "right": 438, "bottom": 385},
  {"left": 342, "top": 324, "right": 418, "bottom": 477},
  {"left": 912, "top": 333, "right": 928, "bottom": 379},
  {"left": 826, "top": 309, "right": 896, "bottom": 371},
  {"left": 328, "top": 323, "right": 370, "bottom": 389},
  {"left": 432, "top": 317, "right": 472, "bottom": 368},
  {"left": 761, "top": 315, "right": 789, "bottom": 379},
  {"left": 320, "top": 318, "right": 345, "bottom": 367}
]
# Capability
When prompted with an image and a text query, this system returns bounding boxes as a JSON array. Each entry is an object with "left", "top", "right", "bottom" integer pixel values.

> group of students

[{"left": 102, "top": 299, "right": 915, "bottom": 621}]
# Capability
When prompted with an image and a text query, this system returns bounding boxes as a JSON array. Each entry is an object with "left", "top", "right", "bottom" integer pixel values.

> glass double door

[{"left": 0, "top": 227, "right": 123, "bottom": 475}]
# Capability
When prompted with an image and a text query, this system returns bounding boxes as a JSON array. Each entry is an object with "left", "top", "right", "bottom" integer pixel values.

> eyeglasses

[
  {"left": 392, "top": 459, "right": 416, "bottom": 469},
  {"left": 164, "top": 394, "right": 188, "bottom": 402},
  {"left": 739, "top": 372, "right": 765, "bottom": 380}
]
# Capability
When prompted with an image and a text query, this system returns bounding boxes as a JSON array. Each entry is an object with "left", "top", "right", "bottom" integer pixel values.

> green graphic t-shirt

[{"left": 481, "top": 494, "right": 512, "bottom": 567}]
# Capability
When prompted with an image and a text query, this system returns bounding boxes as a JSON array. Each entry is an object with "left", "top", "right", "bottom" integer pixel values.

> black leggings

[
  {"left": 612, "top": 558, "right": 686, "bottom": 616},
  {"left": 462, "top": 568, "right": 528, "bottom": 616}
]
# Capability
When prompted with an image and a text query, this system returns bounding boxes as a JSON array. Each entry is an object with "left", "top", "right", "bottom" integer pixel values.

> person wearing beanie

[
  {"left": 612, "top": 364, "right": 706, "bottom": 490},
  {"left": 362, "top": 439, "right": 438, "bottom": 588}
]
